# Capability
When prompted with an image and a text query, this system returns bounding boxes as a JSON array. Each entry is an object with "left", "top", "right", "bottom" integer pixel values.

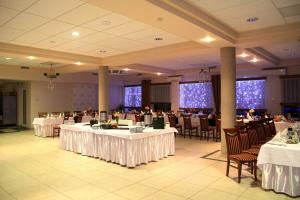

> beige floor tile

[
  {"left": 141, "top": 191, "right": 186, "bottom": 200},
  {"left": 114, "top": 184, "right": 158, "bottom": 200},
  {"left": 190, "top": 188, "right": 239, "bottom": 200},
  {"left": 63, "top": 184, "right": 108, "bottom": 200},
  {"left": 161, "top": 181, "right": 205, "bottom": 198},
  {"left": 0, "top": 131, "right": 291, "bottom": 200}
]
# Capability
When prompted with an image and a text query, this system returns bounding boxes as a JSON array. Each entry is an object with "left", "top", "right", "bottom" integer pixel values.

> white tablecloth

[
  {"left": 32, "top": 117, "right": 64, "bottom": 137},
  {"left": 59, "top": 124, "right": 176, "bottom": 167},
  {"left": 274, "top": 121, "right": 300, "bottom": 133},
  {"left": 257, "top": 133, "right": 300, "bottom": 197}
]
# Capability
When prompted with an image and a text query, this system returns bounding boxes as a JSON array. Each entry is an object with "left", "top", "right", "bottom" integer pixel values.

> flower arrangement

[{"left": 112, "top": 111, "right": 120, "bottom": 124}]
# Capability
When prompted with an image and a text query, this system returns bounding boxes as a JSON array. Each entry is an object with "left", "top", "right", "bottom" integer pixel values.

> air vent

[
  {"left": 261, "top": 67, "right": 286, "bottom": 76},
  {"left": 21, "top": 66, "right": 30, "bottom": 69},
  {"left": 109, "top": 70, "right": 124, "bottom": 75}
]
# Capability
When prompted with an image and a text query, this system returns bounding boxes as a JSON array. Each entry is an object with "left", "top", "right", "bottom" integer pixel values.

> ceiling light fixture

[
  {"left": 201, "top": 36, "right": 215, "bottom": 43},
  {"left": 156, "top": 72, "right": 162, "bottom": 75},
  {"left": 99, "top": 50, "right": 107, "bottom": 53},
  {"left": 74, "top": 62, "right": 82, "bottom": 65},
  {"left": 42, "top": 62, "right": 60, "bottom": 91},
  {"left": 27, "top": 56, "right": 36, "bottom": 60},
  {"left": 71, "top": 31, "right": 80, "bottom": 37},
  {"left": 123, "top": 68, "right": 130, "bottom": 71},
  {"left": 239, "top": 53, "right": 249, "bottom": 58},
  {"left": 250, "top": 58, "right": 258, "bottom": 62},
  {"left": 5, "top": 57, "right": 12, "bottom": 60},
  {"left": 246, "top": 17, "right": 259, "bottom": 23}
]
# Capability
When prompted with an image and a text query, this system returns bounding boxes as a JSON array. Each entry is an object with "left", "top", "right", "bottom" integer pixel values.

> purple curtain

[{"left": 211, "top": 75, "right": 221, "bottom": 114}]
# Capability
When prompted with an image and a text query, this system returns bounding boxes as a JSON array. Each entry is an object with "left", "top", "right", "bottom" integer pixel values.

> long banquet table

[
  {"left": 257, "top": 129, "right": 300, "bottom": 197},
  {"left": 59, "top": 123, "right": 176, "bottom": 167},
  {"left": 32, "top": 117, "right": 64, "bottom": 137}
]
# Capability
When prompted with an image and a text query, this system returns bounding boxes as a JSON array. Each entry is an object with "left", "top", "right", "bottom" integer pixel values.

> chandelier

[
  {"left": 41, "top": 62, "right": 60, "bottom": 90},
  {"left": 199, "top": 66, "right": 215, "bottom": 83}
]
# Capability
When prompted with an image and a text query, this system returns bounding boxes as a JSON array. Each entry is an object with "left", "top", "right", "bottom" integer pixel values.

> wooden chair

[
  {"left": 168, "top": 114, "right": 182, "bottom": 136},
  {"left": 238, "top": 129, "right": 260, "bottom": 156},
  {"left": 64, "top": 111, "right": 72, "bottom": 120},
  {"left": 215, "top": 119, "right": 221, "bottom": 141},
  {"left": 38, "top": 112, "right": 47, "bottom": 118},
  {"left": 268, "top": 119, "right": 277, "bottom": 136},
  {"left": 224, "top": 128, "right": 257, "bottom": 183},
  {"left": 199, "top": 117, "right": 214, "bottom": 140},
  {"left": 53, "top": 125, "right": 60, "bottom": 138},
  {"left": 135, "top": 114, "right": 142, "bottom": 122},
  {"left": 183, "top": 117, "right": 198, "bottom": 139},
  {"left": 247, "top": 127, "right": 261, "bottom": 149}
]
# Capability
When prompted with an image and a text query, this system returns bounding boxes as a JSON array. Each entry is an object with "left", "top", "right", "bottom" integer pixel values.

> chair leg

[
  {"left": 254, "top": 161, "right": 257, "bottom": 181},
  {"left": 189, "top": 130, "right": 192, "bottom": 139},
  {"left": 226, "top": 160, "right": 230, "bottom": 176},
  {"left": 238, "top": 163, "right": 242, "bottom": 183}
]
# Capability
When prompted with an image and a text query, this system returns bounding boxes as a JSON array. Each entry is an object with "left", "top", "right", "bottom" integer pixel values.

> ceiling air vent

[
  {"left": 109, "top": 70, "right": 124, "bottom": 75},
  {"left": 21, "top": 66, "right": 30, "bottom": 69}
]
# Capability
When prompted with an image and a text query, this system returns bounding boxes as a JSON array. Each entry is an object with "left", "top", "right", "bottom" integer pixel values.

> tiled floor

[{"left": 0, "top": 130, "right": 293, "bottom": 200}]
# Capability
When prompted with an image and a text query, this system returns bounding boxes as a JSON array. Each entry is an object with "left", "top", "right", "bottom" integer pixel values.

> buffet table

[
  {"left": 257, "top": 130, "right": 300, "bottom": 197},
  {"left": 59, "top": 124, "right": 176, "bottom": 167},
  {"left": 32, "top": 117, "right": 64, "bottom": 137}
]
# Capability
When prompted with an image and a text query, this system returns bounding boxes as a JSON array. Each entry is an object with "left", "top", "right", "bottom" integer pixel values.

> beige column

[
  {"left": 220, "top": 47, "right": 236, "bottom": 154},
  {"left": 168, "top": 76, "right": 181, "bottom": 113},
  {"left": 98, "top": 66, "right": 109, "bottom": 112}
]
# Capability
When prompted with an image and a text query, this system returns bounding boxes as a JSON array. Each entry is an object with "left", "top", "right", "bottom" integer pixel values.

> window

[
  {"left": 124, "top": 86, "right": 142, "bottom": 107},
  {"left": 236, "top": 79, "right": 265, "bottom": 109},
  {"left": 180, "top": 82, "right": 212, "bottom": 108}
]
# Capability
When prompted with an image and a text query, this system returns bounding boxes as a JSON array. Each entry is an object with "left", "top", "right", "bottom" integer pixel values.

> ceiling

[
  {"left": 186, "top": 0, "right": 300, "bottom": 32},
  {"left": 0, "top": 0, "right": 299, "bottom": 77}
]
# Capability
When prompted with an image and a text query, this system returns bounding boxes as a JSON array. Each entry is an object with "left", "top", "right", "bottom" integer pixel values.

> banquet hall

[{"left": 0, "top": 0, "right": 300, "bottom": 199}]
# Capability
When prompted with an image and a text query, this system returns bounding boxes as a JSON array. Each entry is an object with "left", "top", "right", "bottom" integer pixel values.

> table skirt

[
  {"left": 59, "top": 129, "right": 175, "bottom": 167},
  {"left": 260, "top": 163, "right": 300, "bottom": 197},
  {"left": 34, "top": 124, "right": 57, "bottom": 137}
]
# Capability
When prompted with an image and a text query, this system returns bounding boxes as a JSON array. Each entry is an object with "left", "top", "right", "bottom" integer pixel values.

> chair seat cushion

[
  {"left": 242, "top": 148, "right": 259, "bottom": 155},
  {"left": 229, "top": 153, "right": 257, "bottom": 162}
]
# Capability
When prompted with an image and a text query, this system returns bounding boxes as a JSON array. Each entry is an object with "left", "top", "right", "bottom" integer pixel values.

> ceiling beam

[
  {"left": 245, "top": 47, "right": 280, "bottom": 66},
  {"left": 0, "top": 42, "right": 102, "bottom": 65}
]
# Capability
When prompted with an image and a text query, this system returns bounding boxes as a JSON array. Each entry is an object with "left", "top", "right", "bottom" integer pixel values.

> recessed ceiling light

[
  {"left": 27, "top": 56, "right": 36, "bottom": 60},
  {"left": 74, "top": 62, "right": 82, "bottom": 65},
  {"left": 5, "top": 57, "right": 12, "bottom": 60},
  {"left": 239, "top": 53, "right": 249, "bottom": 58},
  {"left": 246, "top": 17, "right": 259, "bottom": 23},
  {"left": 250, "top": 58, "right": 258, "bottom": 62},
  {"left": 123, "top": 68, "right": 130, "bottom": 71},
  {"left": 201, "top": 36, "right": 215, "bottom": 43},
  {"left": 71, "top": 31, "right": 80, "bottom": 37},
  {"left": 156, "top": 72, "right": 162, "bottom": 75},
  {"left": 102, "top": 20, "right": 111, "bottom": 25},
  {"left": 49, "top": 40, "right": 56, "bottom": 44},
  {"left": 154, "top": 37, "right": 163, "bottom": 41},
  {"left": 99, "top": 50, "right": 107, "bottom": 53},
  {"left": 157, "top": 17, "right": 164, "bottom": 22}
]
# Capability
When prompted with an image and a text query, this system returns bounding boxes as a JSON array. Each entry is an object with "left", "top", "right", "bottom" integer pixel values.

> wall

[{"left": 265, "top": 75, "right": 281, "bottom": 115}]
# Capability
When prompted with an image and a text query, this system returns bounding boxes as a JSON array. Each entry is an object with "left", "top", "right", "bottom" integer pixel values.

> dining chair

[
  {"left": 247, "top": 127, "right": 261, "bottom": 149},
  {"left": 183, "top": 117, "right": 198, "bottom": 139},
  {"left": 238, "top": 129, "right": 260, "bottom": 156},
  {"left": 268, "top": 119, "right": 277, "bottom": 136},
  {"left": 53, "top": 125, "right": 60, "bottom": 138},
  {"left": 38, "top": 112, "right": 47, "bottom": 118},
  {"left": 215, "top": 119, "right": 221, "bottom": 141},
  {"left": 135, "top": 114, "right": 142, "bottom": 122},
  {"left": 168, "top": 114, "right": 182, "bottom": 136},
  {"left": 224, "top": 128, "right": 258, "bottom": 183},
  {"left": 199, "top": 117, "right": 214, "bottom": 140}
]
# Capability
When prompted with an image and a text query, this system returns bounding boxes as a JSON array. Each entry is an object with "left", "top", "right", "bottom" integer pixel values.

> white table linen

[
  {"left": 59, "top": 124, "right": 176, "bottom": 167},
  {"left": 32, "top": 117, "right": 64, "bottom": 137},
  {"left": 257, "top": 132, "right": 300, "bottom": 197}
]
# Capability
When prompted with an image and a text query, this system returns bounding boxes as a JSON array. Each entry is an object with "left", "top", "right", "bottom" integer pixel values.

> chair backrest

[
  {"left": 183, "top": 117, "right": 192, "bottom": 129},
  {"left": 263, "top": 124, "right": 272, "bottom": 138},
  {"left": 38, "top": 112, "right": 47, "bottom": 118},
  {"left": 200, "top": 117, "right": 209, "bottom": 131},
  {"left": 236, "top": 119, "right": 244, "bottom": 126},
  {"left": 224, "top": 128, "right": 241, "bottom": 155},
  {"left": 268, "top": 121, "right": 276, "bottom": 136},
  {"left": 256, "top": 123, "right": 266, "bottom": 142},
  {"left": 239, "top": 131, "right": 250, "bottom": 150},
  {"left": 135, "top": 114, "right": 141, "bottom": 122},
  {"left": 168, "top": 114, "right": 177, "bottom": 127},
  {"left": 247, "top": 127, "right": 259, "bottom": 146}
]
